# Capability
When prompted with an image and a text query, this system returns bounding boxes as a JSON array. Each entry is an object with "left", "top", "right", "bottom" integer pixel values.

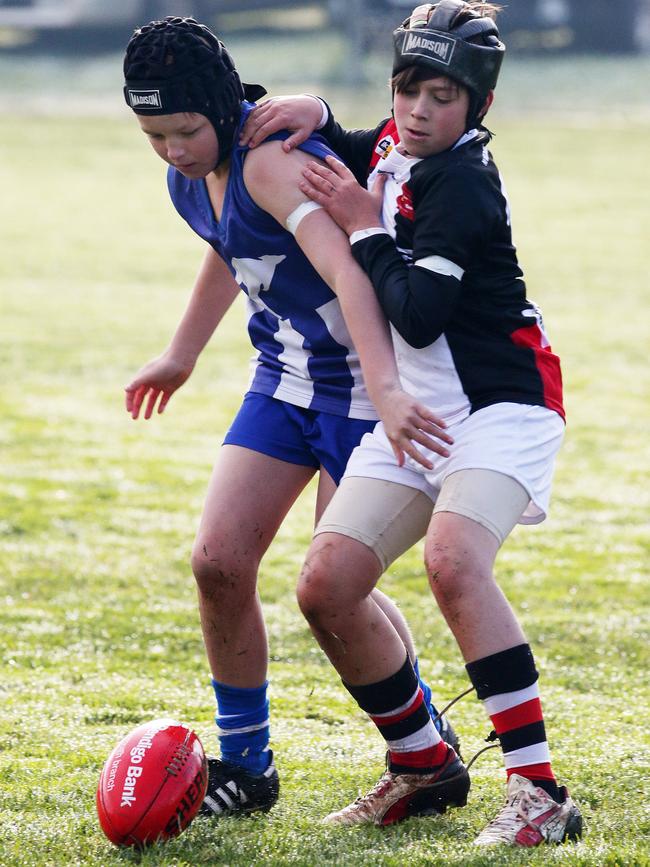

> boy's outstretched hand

[{"left": 124, "top": 353, "right": 194, "bottom": 420}]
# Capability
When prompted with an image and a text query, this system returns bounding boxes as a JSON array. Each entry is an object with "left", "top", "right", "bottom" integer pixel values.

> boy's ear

[{"left": 479, "top": 90, "right": 494, "bottom": 120}]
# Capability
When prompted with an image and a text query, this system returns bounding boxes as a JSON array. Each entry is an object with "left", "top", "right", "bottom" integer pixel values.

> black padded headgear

[
  {"left": 393, "top": 1, "right": 505, "bottom": 128},
  {"left": 123, "top": 16, "right": 266, "bottom": 167}
]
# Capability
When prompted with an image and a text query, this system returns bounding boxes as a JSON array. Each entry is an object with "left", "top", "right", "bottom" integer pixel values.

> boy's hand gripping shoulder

[
  {"left": 244, "top": 141, "right": 453, "bottom": 468},
  {"left": 239, "top": 94, "right": 325, "bottom": 152},
  {"left": 240, "top": 95, "right": 383, "bottom": 185},
  {"left": 300, "top": 155, "right": 387, "bottom": 236}
]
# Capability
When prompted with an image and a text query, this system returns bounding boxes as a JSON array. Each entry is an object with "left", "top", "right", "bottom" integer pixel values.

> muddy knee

[
  {"left": 425, "top": 545, "right": 469, "bottom": 607},
  {"left": 296, "top": 554, "right": 345, "bottom": 629},
  {"left": 191, "top": 540, "right": 257, "bottom": 602},
  {"left": 425, "top": 543, "right": 490, "bottom": 611}
]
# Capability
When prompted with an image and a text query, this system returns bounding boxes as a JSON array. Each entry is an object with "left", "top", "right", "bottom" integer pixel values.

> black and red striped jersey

[{"left": 319, "top": 114, "right": 564, "bottom": 422}]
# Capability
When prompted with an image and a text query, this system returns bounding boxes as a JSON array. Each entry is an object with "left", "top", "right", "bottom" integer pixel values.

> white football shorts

[{"left": 315, "top": 403, "right": 565, "bottom": 570}]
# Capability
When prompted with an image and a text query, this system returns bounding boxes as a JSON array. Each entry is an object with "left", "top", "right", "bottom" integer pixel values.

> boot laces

[
  {"left": 485, "top": 788, "right": 546, "bottom": 835},
  {"left": 353, "top": 771, "right": 395, "bottom": 806}
]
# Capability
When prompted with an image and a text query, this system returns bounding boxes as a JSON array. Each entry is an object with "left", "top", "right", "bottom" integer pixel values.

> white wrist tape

[
  {"left": 349, "top": 227, "right": 389, "bottom": 245},
  {"left": 285, "top": 201, "right": 323, "bottom": 235}
]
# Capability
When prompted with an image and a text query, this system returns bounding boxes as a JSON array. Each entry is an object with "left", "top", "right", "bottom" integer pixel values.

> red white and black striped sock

[
  {"left": 466, "top": 643, "right": 561, "bottom": 801},
  {"left": 343, "top": 656, "right": 448, "bottom": 774}
]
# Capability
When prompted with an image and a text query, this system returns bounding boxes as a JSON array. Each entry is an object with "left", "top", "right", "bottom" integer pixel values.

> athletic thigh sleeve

[
  {"left": 433, "top": 468, "right": 530, "bottom": 545},
  {"left": 315, "top": 476, "right": 434, "bottom": 571}
]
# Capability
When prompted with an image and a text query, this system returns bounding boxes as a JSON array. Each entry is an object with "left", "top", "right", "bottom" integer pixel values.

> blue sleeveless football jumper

[{"left": 167, "top": 102, "right": 376, "bottom": 422}]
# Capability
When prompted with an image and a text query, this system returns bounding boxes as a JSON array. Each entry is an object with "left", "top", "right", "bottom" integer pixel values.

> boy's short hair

[{"left": 391, "top": 65, "right": 462, "bottom": 94}]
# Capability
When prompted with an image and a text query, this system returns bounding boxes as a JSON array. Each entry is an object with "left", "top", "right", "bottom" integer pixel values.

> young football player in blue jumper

[
  {"left": 121, "top": 15, "right": 462, "bottom": 821},
  {"left": 241, "top": 0, "right": 583, "bottom": 846}
]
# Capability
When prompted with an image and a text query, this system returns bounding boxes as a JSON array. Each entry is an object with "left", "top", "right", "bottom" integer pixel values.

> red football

[{"left": 96, "top": 718, "right": 208, "bottom": 848}]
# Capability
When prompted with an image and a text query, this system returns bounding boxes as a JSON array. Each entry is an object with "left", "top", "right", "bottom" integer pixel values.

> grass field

[{"left": 1, "top": 66, "right": 649, "bottom": 866}]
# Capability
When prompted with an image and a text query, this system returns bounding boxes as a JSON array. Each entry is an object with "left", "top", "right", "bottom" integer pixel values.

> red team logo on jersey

[{"left": 397, "top": 184, "right": 415, "bottom": 221}]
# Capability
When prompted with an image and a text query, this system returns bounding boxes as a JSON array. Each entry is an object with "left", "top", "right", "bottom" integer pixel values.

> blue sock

[
  {"left": 414, "top": 658, "right": 443, "bottom": 734},
  {"left": 212, "top": 679, "right": 271, "bottom": 775}
]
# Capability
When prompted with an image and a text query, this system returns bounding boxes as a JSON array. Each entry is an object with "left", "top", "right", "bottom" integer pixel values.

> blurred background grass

[{"left": 2, "top": 28, "right": 650, "bottom": 117}]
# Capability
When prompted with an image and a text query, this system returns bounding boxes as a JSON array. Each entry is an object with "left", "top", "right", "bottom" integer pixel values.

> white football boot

[{"left": 474, "top": 773, "right": 583, "bottom": 847}]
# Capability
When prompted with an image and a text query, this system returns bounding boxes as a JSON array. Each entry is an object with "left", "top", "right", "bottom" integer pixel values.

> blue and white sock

[
  {"left": 414, "top": 658, "right": 443, "bottom": 734},
  {"left": 212, "top": 679, "right": 271, "bottom": 775}
]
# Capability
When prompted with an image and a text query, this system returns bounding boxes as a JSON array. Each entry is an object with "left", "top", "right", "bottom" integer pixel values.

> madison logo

[
  {"left": 402, "top": 32, "right": 455, "bottom": 65},
  {"left": 128, "top": 89, "right": 162, "bottom": 109}
]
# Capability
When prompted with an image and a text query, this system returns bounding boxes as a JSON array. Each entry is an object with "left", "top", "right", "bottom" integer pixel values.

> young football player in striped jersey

[
  {"left": 121, "top": 16, "right": 463, "bottom": 821},
  {"left": 241, "top": 0, "right": 583, "bottom": 847}
]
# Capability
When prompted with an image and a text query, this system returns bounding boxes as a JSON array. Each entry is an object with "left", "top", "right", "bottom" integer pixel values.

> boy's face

[
  {"left": 393, "top": 74, "right": 470, "bottom": 158},
  {"left": 137, "top": 112, "right": 219, "bottom": 178}
]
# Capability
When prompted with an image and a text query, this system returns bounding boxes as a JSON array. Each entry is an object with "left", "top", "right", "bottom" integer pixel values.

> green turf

[{"left": 1, "top": 104, "right": 649, "bottom": 865}]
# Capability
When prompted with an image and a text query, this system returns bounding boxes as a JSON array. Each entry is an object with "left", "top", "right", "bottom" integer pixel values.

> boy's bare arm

[
  {"left": 243, "top": 141, "right": 452, "bottom": 466},
  {"left": 125, "top": 247, "right": 240, "bottom": 420},
  {"left": 165, "top": 247, "right": 240, "bottom": 366}
]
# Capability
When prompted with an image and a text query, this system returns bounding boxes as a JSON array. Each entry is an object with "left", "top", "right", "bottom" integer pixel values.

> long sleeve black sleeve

[
  {"left": 318, "top": 105, "right": 390, "bottom": 186},
  {"left": 351, "top": 233, "right": 462, "bottom": 349}
]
